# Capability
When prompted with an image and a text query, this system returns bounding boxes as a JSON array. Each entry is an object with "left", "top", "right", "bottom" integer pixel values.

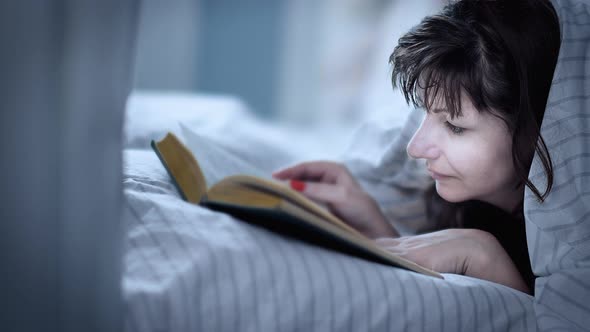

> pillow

[
  {"left": 523, "top": 0, "right": 590, "bottom": 329},
  {"left": 124, "top": 91, "right": 249, "bottom": 149}
]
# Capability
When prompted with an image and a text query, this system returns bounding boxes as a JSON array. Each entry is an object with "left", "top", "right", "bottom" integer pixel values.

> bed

[
  {"left": 121, "top": 94, "right": 536, "bottom": 332},
  {"left": 121, "top": 0, "right": 590, "bottom": 330}
]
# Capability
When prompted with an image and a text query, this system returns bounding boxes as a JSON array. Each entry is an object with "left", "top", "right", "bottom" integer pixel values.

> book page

[
  {"left": 181, "top": 124, "right": 272, "bottom": 185},
  {"left": 222, "top": 175, "right": 366, "bottom": 237},
  {"left": 152, "top": 133, "right": 208, "bottom": 203}
]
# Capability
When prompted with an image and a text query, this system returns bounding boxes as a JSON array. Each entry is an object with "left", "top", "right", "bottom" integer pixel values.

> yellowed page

[
  {"left": 218, "top": 175, "right": 364, "bottom": 235},
  {"left": 152, "top": 133, "right": 208, "bottom": 204}
]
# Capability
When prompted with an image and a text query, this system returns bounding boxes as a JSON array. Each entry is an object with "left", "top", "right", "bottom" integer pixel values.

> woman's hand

[
  {"left": 375, "top": 229, "right": 530, "bottom": 293},
  {"left": 272, "top": 161, "right": 399, "bottom": 239}
]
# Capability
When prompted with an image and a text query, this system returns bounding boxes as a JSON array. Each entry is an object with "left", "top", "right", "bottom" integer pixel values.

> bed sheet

[
  {"left": 122, "top": 128, "right": 535, "bottom": 332},
  {"left": 521, "top": 0, "right": 590, "bottom": 329}
]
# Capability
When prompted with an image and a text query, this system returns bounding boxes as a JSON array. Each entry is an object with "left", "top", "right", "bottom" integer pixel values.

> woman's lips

[{"left": 428, "top": 169, "right": 452, "bottom": 180}]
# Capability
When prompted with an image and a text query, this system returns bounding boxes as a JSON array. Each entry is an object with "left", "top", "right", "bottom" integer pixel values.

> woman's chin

[{"left": 435, "top": 183, "right": 469, "bottom": 203}]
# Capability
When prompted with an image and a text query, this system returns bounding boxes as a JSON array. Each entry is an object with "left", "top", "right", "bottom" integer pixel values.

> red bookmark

[{"left": 289, "top": 180, "right": 306, "bottom": 192}]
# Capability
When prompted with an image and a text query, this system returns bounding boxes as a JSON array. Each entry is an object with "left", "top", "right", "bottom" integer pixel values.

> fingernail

[{"left": 289, "top": 180, "right": 306, "bottom": 192}]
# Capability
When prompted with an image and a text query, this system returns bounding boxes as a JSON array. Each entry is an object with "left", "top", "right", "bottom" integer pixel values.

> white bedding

[
  {"left": 122, "top": 100, "right": 535, "bottom": 331},
  {"left": 122, "top": 148, "right": 535, "bottom": 332}
]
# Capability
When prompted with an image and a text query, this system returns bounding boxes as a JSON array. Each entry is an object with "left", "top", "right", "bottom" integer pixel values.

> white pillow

[{"left": 124, "top": 91, "right": 249, "bottom": 149}]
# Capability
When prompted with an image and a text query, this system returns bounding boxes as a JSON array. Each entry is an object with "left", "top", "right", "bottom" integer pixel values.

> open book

[{"left": 151, "top": 132, "right": 442, "bottom": 278}]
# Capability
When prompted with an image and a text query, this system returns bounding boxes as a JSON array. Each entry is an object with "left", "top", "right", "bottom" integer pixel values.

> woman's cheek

[{"left": 447, "top": 139, "right": 484, "bottom": 176}]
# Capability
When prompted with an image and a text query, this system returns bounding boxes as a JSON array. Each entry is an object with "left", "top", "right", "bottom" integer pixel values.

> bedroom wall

[
  {"left": 132, "top": 0, "right": 441, "bottom": 128},
  {"left": 133, "top": 0, "right": 200, "bottom": 91}
]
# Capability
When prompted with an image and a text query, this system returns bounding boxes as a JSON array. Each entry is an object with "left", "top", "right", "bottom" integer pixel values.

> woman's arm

[{"left": 376, "top": 229, "right": 530, "bottom": 293}]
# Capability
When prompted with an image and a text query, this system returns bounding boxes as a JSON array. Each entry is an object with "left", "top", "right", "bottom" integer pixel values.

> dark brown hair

[{"left": 390, "top": 0, "right": 560, "bottom": 204}]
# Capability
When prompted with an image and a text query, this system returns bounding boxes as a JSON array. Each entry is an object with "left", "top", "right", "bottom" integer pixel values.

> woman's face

[{"left": 407, "top": 94, "right": 521, "bottom": 211}]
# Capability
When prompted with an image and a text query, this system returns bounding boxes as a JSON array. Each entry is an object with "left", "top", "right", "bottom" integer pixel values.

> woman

[{"left": 273, "top": 0, "right": 560, "bottom": 294}]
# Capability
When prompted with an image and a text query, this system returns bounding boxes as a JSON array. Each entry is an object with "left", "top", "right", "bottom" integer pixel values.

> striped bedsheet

[
  {"left": 523, "top": 0, "right": 590, "bottom": 329},
  {"left": 122, "top": 147, "right": 534, "bottom": 332}
]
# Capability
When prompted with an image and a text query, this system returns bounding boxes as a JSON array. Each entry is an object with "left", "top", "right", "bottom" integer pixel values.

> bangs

[
  {"left": 391, "top": 43, "right": 487, "bottom": 120},
  {"left": 414, "top": 66, "right": 473, "bottom": 119},
  {"left": 390, "top": 11, "right": 491, "bottom": 120}
]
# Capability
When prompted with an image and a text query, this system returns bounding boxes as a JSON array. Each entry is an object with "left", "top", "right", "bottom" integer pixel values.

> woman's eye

[{"left": 445, "top": 121, "right": 465, "bottom": 135}]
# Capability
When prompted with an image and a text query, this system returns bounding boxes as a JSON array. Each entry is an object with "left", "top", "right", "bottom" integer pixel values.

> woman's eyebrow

[
  {"left": 431, "top": 108, "right": 448, "bottom": 114},
  {"left": 430, "top": 107, "right": 467, "bottom": 120}
]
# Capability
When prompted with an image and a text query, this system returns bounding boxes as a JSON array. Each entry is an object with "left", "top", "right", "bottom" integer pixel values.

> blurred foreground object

[{"left": 0, "top": 1, "right": 139, "bottom": 331}]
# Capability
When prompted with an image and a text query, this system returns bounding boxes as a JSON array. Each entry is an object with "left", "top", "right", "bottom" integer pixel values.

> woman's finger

[
  {"left": 272, "top": 161, "right": 339, "bottom": 180},
  {"left": 272, "top": 163, "right": 306, "bottom": 179},
  {"left": 273, "top": 161, "right": 349, "bottom": 184},
  {"left": 293, "top": 181, "right": 351, "bottom": 205}
]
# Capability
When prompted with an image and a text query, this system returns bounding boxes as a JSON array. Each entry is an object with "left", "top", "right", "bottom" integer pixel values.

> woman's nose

[{"left": 406, "top": 118, "right": 440, "bottom": 160}]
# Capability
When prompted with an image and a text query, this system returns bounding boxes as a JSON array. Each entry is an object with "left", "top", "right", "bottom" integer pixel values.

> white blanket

[{"left": 122, "top": 148, "right": 535, "bottom": 332}]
